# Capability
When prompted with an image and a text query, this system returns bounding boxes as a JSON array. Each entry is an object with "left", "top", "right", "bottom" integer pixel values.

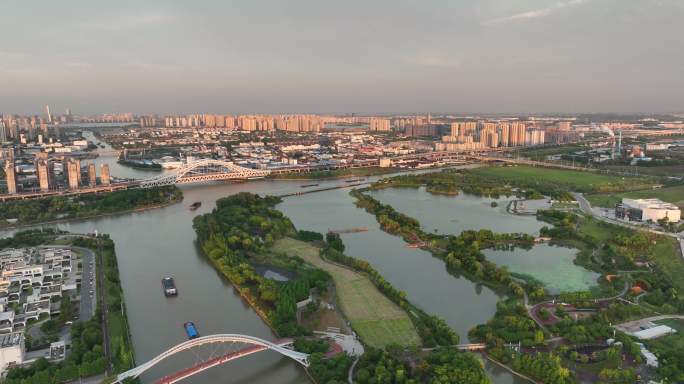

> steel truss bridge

[
  {"left": 114, "top": 334, "right": 309, "bottom": 384},
  {"left": 138, "top": 159, "right": 271, "bottom": 188}
]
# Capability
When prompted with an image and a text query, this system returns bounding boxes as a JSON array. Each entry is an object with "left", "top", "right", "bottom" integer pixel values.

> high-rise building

[
  {"left": 486, "top": 132, "right": 499, "bottom": 148},
  {"left": 498, "top": 123, "right": 510, "bottom": 147},
  {"left": 36, "top": 158, "right": 53, "bottom": 192},
  {"left": 369, "top": 118, "right": 391, "bottom": 132},
  {"left": 509, "top": 122, "right": 526, "bottom": 146},
  {"left": 45, "top": 105, "right": 52, "bottom": 124},
  {"left": 100, "top": 164, "right": 111, "bottom": 186},
  {"left": 88, "top": 163, "right": 97, "bottom": 187},
  {"left": 4, "top": 160, "right": 17, "bottom": 194},
  {"left": 0, "top": 121, "right": 6, "bottom": 143},
  {"left": 67, "top": 160, "right": 80, "bottom": 190},
  {"left": 449, "top": 122, "right": 460, "bottom": 137},
  {"left": 526, "top": 129, "right": 545, "bottom": 145},
  {"left": 558, "top": 121, "right": 571, "bottom": 131},
  {"left": 75, "top": 159, "right": 82, "bottom": 185}
]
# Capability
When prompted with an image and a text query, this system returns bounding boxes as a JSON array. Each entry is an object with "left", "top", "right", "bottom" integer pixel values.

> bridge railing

[{"left": 114, "top": 334, "right": 309, "bottom": 383}]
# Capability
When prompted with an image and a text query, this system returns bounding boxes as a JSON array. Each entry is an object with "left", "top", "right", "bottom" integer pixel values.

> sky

[{"left": 1, "top": 0, "right": 683, "bottom": 115}]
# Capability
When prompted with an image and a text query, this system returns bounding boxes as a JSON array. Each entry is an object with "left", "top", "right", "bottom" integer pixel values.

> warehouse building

[{"left": 616, "top": 198, "right": 681, "bottom": 223}]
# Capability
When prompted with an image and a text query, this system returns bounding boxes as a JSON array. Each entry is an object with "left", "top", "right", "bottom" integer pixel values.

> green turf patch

[{"left": 272, "top": 238, "right": 421, "bottom": 348}]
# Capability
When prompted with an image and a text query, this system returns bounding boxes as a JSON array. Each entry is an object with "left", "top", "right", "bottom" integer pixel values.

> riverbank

[
  {"left": 117, "top": 159, "right": 162, "bottom": 171},
  {"left": 270, "top": 167, "right": 402, "bottom": 181},
  {"left": 0, "top": 186, "right": 183, "bottom": 230},
  {"left": 1, "top": 199, "right": 182, "bottom": 231}
]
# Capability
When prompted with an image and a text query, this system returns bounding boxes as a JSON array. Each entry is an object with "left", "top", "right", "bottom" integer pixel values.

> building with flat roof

[
  {"left": 632, "top": 324, "right": 677, "bottom": 340},
  {"left": 0, "top": 333, "right": 24, "bottom": 376},
  {"left": 621, "top": 198, "right": 681, "bottom": 223}
]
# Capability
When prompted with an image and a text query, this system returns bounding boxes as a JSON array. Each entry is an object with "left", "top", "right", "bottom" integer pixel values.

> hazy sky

[{"left": 1, "top": 0, "right": 683, "bottom": 115}]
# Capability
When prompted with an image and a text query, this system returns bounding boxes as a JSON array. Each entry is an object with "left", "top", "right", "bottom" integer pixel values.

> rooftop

[
  {"left": 0, "top": 333, "right": 22, "bottom": 348},
  {"left": 632, "top": 324, "right": 677, "bottom": 340},
  {"left": 623, "top": 198, "right": 680, "bottom": 211}
]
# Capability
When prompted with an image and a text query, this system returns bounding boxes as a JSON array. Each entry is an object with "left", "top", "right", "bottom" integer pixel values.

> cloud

[
  {"left": 482, "top": 0, "right": 589, "bottom": 26},
  {"left": 405, "top": 54, "right": 460, "bottom": 68},
  {"left": 79, "top": 11, "right": 175, "bottom": 31}
]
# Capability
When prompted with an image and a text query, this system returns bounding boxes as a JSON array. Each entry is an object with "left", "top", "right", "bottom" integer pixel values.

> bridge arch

[
  {"left": 115, "top": 334, "right": 309, "bottom": 383},
  {"left": 139, "top": 160, "right": 271, "bottom": 188}
]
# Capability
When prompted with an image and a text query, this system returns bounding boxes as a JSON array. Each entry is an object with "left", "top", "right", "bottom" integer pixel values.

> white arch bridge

[
  {"left": 138, "top": 160, "right": 271, "bottom": 188},
  {"left": 114, "top": 334, "right": 309, "bottom": 384}
]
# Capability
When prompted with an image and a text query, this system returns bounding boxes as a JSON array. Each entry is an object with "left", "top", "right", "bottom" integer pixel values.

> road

[
  {"left": 78, "top": 247, "right": 97, "bottom": 321},
  {"left": 572, "top": 192, "right": 681, "bottom": 239}
]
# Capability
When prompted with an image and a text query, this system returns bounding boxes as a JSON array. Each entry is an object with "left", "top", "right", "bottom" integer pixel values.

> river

[{"left": 1, "top": 146, "right": 528, "bottom": 383}]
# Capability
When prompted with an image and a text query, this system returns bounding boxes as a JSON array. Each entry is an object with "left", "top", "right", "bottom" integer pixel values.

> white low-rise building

[
  {"left": 622, "top": 198, "right": 681, "bottom": 223},
  {"left": 632, "top": 324, "right": 677, "bottom": 340}
]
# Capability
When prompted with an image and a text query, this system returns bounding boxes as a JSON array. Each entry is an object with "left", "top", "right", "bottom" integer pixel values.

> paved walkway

[{"left": 314, "top": 331, "right": 364, "bottom": 356}]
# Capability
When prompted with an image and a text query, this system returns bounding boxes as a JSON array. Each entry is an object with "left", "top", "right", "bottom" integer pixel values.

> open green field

[
  {"left": 650, "top": 238, "right": 684, "bottom": 292},
  {"left": 586, "top": 184, "right": 684, "bottom": 208},
  {"left": 470, "top": 165, "right": 650, "bottom": 192},
  {"left": 271, "top": 237, "right": 421, "bottom": 348},
  {"left": 518, "top": 144, "right": 588, "bottom": 159}
]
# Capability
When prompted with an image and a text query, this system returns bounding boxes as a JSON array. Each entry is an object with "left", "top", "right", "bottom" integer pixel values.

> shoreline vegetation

[
  {"left": 0, "top": 186, "right": 183, "bottom": 230},
  {"left": 350, "top": 187, "right": 540, "bottom": 298},
  {"left": 2, "top": 231, "right": 136, "bottom": 384},
  {"left": 269, "top": 166, "right": 402, "bottom": 180},
  {"left": 192, "top": 192, "right": 492, "bottom": 383},
  {"left": 116, "top": 159, "right": 162, "bottom": 170}
]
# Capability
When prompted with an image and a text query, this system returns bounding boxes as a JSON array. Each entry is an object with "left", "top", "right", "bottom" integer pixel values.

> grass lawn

[
  {"left": 650, "top": 237, "right": 684, "bottom": 292},
  {"left": 586, "top": 184, "right": 684, "bottom": 208},
  {"left": 471, "top": 165, "right": 649, "bottom": 192},
  {"left": 271, "top": 237, "right": 421, "bottom": 348}
]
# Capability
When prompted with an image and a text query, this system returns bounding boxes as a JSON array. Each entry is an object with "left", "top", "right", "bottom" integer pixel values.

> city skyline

[{"left": 1, "top": 0, "right": 683, "bottom": 115}]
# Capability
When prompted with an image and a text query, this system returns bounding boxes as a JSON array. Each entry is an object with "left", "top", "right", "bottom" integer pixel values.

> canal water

[
  {"left": 81, "top": 130, "right": 173, "bottom": 181},
  {"left": 1, "top": 148, "right": 528, "bottom": 383},
  {"left": 368, "top": 187, "right": 599, "bottom": 293},
  {"left": 366, "top": 186, "right": 546, "bottom": 235}
]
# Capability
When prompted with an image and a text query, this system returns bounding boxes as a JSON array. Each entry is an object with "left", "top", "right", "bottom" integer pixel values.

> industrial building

[{"left": 616, "top": 198, "right": 681, "bottom": 223}]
